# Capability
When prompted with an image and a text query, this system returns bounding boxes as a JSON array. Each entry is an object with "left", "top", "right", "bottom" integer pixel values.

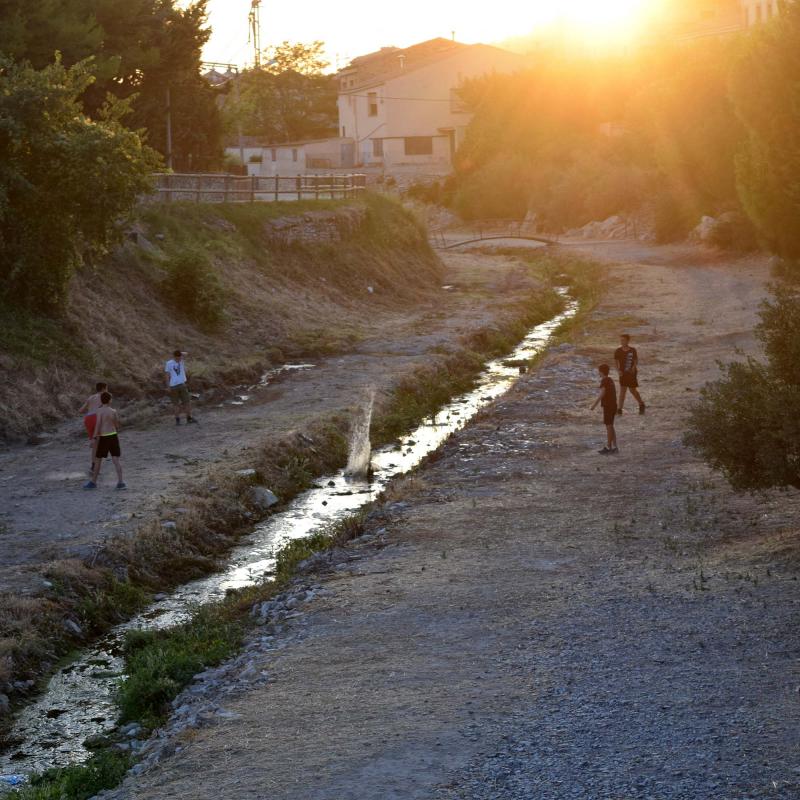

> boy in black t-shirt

[
  {"left": 614, "top": 334, "right": 645, "bottom": 415},
  {"left": 591, "top": 364, "right": 619, "bottom": 455}
]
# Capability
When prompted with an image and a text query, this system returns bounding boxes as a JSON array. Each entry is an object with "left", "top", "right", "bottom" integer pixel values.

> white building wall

[{"left": 339, "top": 45, "right": 523, "bottom": 171}]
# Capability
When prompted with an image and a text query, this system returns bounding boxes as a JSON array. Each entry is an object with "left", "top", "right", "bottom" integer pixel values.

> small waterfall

[{"left": 345, "top": 389, "right": 375, "bottom": 478}]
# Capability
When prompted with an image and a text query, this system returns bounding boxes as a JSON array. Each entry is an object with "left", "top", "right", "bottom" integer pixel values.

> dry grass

[{"left": 0, "top": 195, "right": 441, "bottom": 439}]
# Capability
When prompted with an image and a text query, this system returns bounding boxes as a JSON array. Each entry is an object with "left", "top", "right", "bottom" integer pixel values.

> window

[
  {"left": 368, "top": 92, "right": 378, "bottom": 117},
  {"left": 292, "top": 148, "right": 298, "bottom": 162},
  {"left": 342, "top": 126, "right": 346, "bottom": 137},
  {"left": 271, "top": 148, "right": 277, "bottom": 162},
  {"left": 372, "top": 138, "right": 384, "bottom": 157},
  {"left": 404, "top": 136, "right": 433, "bottom": 156}
]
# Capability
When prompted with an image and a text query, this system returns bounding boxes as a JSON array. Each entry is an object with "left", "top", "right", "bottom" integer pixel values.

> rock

[
  {"left": 236, "top": 468, "right": 257, "bottom": 479},
  {"left": 248, "top": 486, "right": 279, "bottom": 511},
  {"left": 119, "top": 722, "right": 142, "bottom": 738},
  {"left": 26, "top": 432, "right": 52, "bottom": 446},
  {"left": 0, "top": 694, "right": 9, "bottom": 714},
  {"left": 63, "top": 619, "right": 83, "bottom": 637},
  {"left": 285, "top": 596, "right": 300, "bottom": 611},
  {"left": 153, "top": 593, "right": 168, "bottom": 602},
  {"left": 160, "top": 521, "right": 177, "bottom": 530}
]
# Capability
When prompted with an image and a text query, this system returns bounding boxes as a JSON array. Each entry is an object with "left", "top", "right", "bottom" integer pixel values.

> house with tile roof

[{"left": 336, "top": 38, "right": 523, "bottom": 174}]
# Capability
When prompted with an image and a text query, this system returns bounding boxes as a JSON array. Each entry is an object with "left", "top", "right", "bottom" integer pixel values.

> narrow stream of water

[{"left": 0, "top": 291, "right": 577, "bottom": 784}]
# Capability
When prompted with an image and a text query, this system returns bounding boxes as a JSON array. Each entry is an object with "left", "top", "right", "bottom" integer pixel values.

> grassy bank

[{"left": 0, "top": 194, "right": 440, "bottom": 439}]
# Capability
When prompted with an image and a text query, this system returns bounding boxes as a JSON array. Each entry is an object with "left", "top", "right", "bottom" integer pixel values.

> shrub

[
  {"left": 686, "top": 285, "right": 800, "bottom": 490},
  {"left": 18, "top": 751, "right": 130, "bottom": 800},
  {"left": 161, "top": 250, "right": 225, "bottom": 328},
  {"left": 706, "top": 211, "right": 759, "bottom": 253}
]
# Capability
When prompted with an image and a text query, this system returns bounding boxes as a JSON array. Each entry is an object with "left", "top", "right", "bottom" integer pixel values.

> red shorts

[{"left": 84, "top": 414, "right": 97, "bottom": 439}]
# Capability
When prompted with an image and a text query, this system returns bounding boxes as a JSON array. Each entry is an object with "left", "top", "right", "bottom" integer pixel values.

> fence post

[
  {"left": 296, "top": 175, "right": 302, "bottom": 201},
  {"left": 165, "top": 173, "right": 172, "bottom": 204},
  {"left": 274, "top": 175, "right": 279, "bottom": 202},
  {"left": 315, "top": 174, "right": 319, "bottom": 201},
  {"left": 223, "top": 175, "right": 229, "bottom": 204},
  {"left": 250, "top": 175, "right": 256, "bottom": 203},
  {"left": 196, "top": 176, "right": 201, "bottom": 204}
]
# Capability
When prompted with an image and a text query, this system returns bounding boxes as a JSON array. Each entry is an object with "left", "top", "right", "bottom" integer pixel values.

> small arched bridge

[{"left": 429, "top": 219, "right": 561, "bottom": 250}]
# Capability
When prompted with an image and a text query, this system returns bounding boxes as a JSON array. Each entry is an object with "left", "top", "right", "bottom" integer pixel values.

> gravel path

[{"left": 103, "top": 248, "right": 800, "bottom": 800}]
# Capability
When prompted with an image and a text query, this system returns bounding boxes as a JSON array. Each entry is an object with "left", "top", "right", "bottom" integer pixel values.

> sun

[{"left": 549, "top": 0, "right": 656, "bottom": 41}]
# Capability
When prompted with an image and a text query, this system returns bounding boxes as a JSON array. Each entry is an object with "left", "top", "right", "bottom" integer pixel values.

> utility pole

[
  {"left": 248, "top": 1, "right": 262, "bottom": 68},
  {"left": 165, "top": 85, "right": 173, "bottom": 170}
]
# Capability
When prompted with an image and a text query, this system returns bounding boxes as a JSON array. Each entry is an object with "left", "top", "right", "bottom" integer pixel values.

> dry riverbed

[{"left": 100, "top": 243, "right": 800, "bottom": 800}]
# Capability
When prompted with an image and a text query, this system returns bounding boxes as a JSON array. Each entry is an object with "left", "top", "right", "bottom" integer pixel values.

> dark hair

[
  {"left": 95, "top": 382, "right": 107, "bottom": 392},
  {"left": 620, "top": 334, "right": 631, "bottom": 342},
  {"left": 599, "top": 364, "right": 610, "bottom": 376},
  {"left": 100, "top": 391, "right": 112, "bottom": 404},
  {"left": 173, "top": 349, "right": 182, "bottom": 358}
]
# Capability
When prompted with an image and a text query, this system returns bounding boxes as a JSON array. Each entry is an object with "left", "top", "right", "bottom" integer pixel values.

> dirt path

[
  {"left": 103, "top": 245, "right": 800, "bottom": 800},
  {"left": 0, "top": 252, "right": 545, "bottom": 598}
]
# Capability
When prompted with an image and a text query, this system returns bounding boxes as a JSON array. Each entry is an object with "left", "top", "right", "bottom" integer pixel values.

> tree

[
  {"left": 0, "top": 56, "right": 159, "bottom": 310},
  {"left": 222, "top": 42, "right": 338, "bottom": 144},
  {"left": 685, "top": 285, "right": 800, "bottom": 491},
  {"left": 730, "top": 3, "right": 800, "bottom": 259},
  {"left": 0, "top": 0, "right": 222, "bottom": 170}
]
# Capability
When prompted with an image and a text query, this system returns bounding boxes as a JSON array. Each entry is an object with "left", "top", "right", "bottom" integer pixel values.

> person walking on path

[
  {"left": 614, "top": 334, "right": 646, "bottom": 415},
  {"left": 84, "top": 392, "right": 126, "bottom": 489},
  {"left": 78, "top": 382, "right": 107, "bottom": 472},
  {"left": 591, "top": 364, "right": 619, "bottom": 455},
  {"left": 165, "top": 349, "right": 197, "bottom": 425}
]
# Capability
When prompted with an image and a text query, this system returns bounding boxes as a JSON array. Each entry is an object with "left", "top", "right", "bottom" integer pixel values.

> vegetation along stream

[{"left": 0, "top": 290, "right": 578, "bottom": 785}]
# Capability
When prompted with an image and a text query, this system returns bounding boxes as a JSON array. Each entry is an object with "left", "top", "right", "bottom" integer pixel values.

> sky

[{"left": 200, "top": 0, "right": 660, "bottom": 70}]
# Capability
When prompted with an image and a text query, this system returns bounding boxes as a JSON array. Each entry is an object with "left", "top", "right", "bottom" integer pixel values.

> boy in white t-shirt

[{"left": 165, "top": 349, "right": 197, "bottom": 425}]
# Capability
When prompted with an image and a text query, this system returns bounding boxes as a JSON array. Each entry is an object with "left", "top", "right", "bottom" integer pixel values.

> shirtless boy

[
  {"left": 84, "top": 392, "right": 126, "bottom": 490},
  {"left": 79, "top": 382, "right": 107, "bottom": 472}
]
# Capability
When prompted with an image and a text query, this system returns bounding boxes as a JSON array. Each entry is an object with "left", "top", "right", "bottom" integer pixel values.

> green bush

[
  {"left": 453, "top": 156, "right": 534, "bottom": 220},
  {"left": 686, "top": 285, "right": 800, "bottom": 490},
  {"left": 17, "top": 751, "right": 130, "bottom": 800},
  {"left": 117, "top": 606, "right": 242, "bottom": 727},
  {"left": 162, "top": 250, "right": 226, "bottom": 328}
]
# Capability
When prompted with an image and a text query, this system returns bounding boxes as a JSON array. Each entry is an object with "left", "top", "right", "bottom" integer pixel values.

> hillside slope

[{"left": 0, "top": 195, "right": 441, "bottom": 439}]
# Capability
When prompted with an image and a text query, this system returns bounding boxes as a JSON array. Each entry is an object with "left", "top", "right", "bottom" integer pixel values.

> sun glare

[{"left": 542, "top": 0, "right": 656, "bottom": 42}]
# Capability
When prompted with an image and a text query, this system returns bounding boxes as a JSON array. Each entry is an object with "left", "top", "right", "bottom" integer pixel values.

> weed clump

[
  {"left": 15, "top": 750, "right": 131, "bottom": 800},
  {"left": 161, "top": 250, "right": 226, "bottom": 329}
]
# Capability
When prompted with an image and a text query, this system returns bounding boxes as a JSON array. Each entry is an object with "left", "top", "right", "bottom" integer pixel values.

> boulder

[{"left": 248, "top": 486, "right": 279, "bottom": 511}]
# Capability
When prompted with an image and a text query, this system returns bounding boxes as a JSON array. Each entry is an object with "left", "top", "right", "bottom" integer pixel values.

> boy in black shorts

[
  {"left": 591, "top": 364, "right": 619, "bottom": 455},
  {"left": 614, "top": 334, "right": 645, "bottom": 415},
  {"left": 84, "top": 392, "right": 126, "bottom": 489}
]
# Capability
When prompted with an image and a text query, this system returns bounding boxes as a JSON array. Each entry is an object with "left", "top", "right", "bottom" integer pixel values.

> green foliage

[
  {"left": 17, "top": 751, "right": 130, "bottom": 800},
  {"left": 118, "top": 605, "right": 243, "bottom": 726},
  {"left": 223, "top": 42, "right": 337, "bottom": 143},
  {"left": 161, "top": 250, "right": 225, "bottom": 328},
  {"left": 0, "top": 56, "right": 158, "bottom": 310},
  {"left": 686, "top": 285, "right": 800, "bottom": 490},
  {"left": 0, "top": 0, "right": 221, "bottom": 170},
  {"left": 730, "top": 4, "right": 800, "bottom": 259}
]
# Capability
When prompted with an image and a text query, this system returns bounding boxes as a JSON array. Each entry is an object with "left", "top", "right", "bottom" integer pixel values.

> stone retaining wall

[{"left": 264, "top": 206, "right": 367, "bottom": 246}]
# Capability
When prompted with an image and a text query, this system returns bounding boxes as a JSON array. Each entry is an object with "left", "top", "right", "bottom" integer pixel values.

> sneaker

[
  {"left": 83, "top": 481, "right": 97, "bottom": 490},
  {"left": 116, "top": 481, "right": 127, "bottom": 490},
  {"left": 598, "top": 447, "right": 612, "bottom": 455},
  {"left": 616, "top": 408, "right": 623, "bottom": 416},
  {"left": 639, "top": 404, "right": 646, "bottom": 415},
  {"left": 175, "top": 417, "right": 181, "bottom": 425},
  {"left": 186, "top": 416, "right": 198, "bottom": 424}
]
